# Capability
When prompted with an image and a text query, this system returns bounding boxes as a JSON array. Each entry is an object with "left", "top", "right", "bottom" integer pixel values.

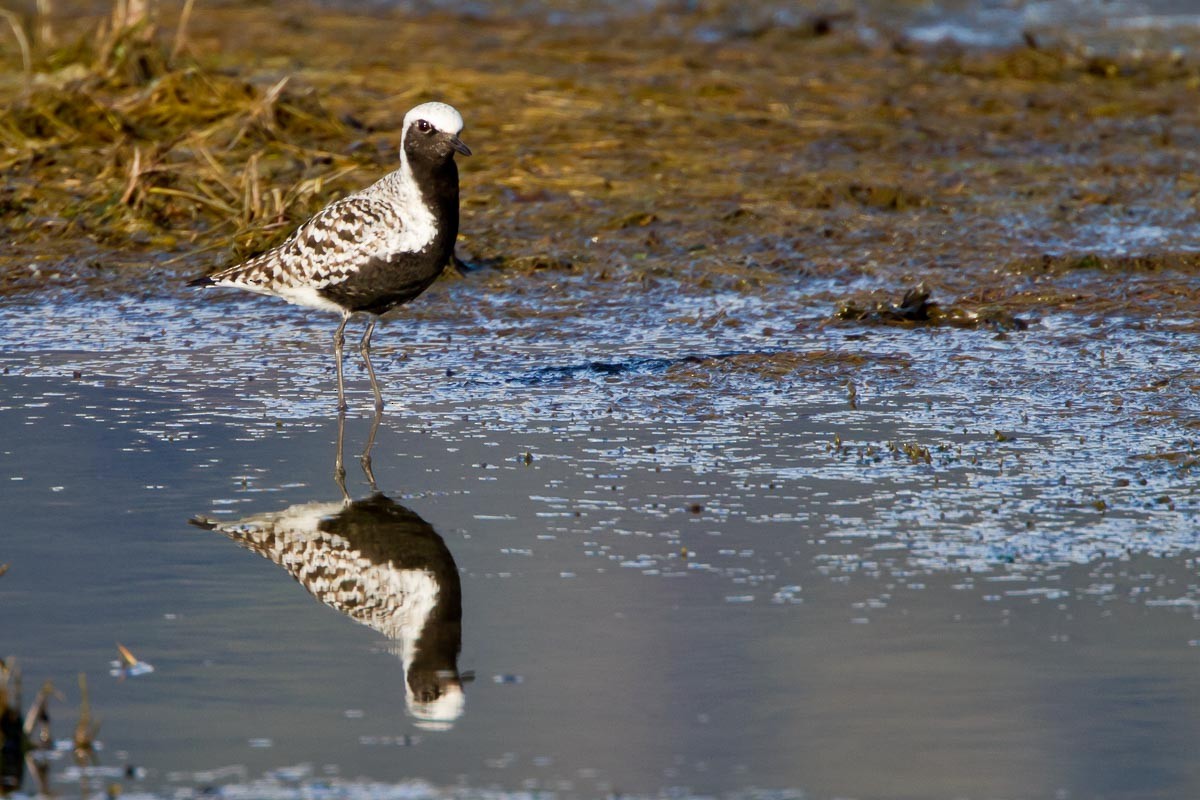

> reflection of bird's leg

[
  {"left": 334, "top": 409, "right": 349, "bottom": 502},
  {"left": 25, "top": 753, "right": 51, "bottom": 796},
  {"left": 360, "top": 406, "right": 383, "bottom": 491},
  {"left": 359, "top": 316, "right": 384, "bottom": 413},
  {"left": 26, "top": 751, "right": 51, "bottom": 797},
  {"left": 22, "top": 679, "right": 55, "bottom": 747},
  {"left": 333, "top": 313, "right": 350, "bottom": 412}
]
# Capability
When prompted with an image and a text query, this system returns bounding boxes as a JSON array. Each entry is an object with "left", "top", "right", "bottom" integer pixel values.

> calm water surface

[{"left": 3, "top": 268, "right": 1200, "bottom": 798}]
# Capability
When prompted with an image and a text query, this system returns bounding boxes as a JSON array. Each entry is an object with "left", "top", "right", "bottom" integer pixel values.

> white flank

[
  {"left": 266, "top": 282, "right": 351, "bottom": 314},
  {"left": 227, "top": 501, "right": 346, "bottom": 532}
]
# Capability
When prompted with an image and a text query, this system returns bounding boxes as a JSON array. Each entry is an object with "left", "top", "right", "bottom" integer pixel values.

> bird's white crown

[
  {"left": 403, "top": 102, "right": 465, "bottom": 136},
  {"left": 408, "top": 683, "right": 466, "bottom": 730}
]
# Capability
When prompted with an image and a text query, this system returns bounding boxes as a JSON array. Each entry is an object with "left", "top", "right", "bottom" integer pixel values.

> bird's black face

[{"left": 404, "top": 118, "right": 472, "bottom": 164}]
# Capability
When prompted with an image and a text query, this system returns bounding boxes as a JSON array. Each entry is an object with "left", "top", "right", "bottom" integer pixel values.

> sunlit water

[
  {"left": 345, "top": 0, "right": 1200, "bottom": 50},
  {"left": 4, "top": 269, "right": 1200, "bottom": 799}
]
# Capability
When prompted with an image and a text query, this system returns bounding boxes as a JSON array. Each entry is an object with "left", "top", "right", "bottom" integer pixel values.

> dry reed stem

[
  {"left": 22, "top": 680, "right": 58, "bottom": 739},
  {"left": 128, "top": 0, "right": 150, "bottom": 26},
  {"left": 191, "top": 179, "right": 235, "bottom": 211},
  {"left": 193, "top": 142, "right": 237, "bottom": 199},
  {"left": 35, "top": 0, "right": 54, "bottom": 46},
  {"left": 241, "top": 151, "right": 262, "bottom": 223},
  {"left": 148, "top": 185, "right": 237, "bottom": 215},
  {"left": 111, "top": 0, "right": 153, "bottom": 35},
  {"left": 73, "top": 672, "right": 98, "bottom": 761},
  {"left": 0, "top": 8, "right": 31, "bottom": 93},
  {"left": 120, "top": 146, "right": 143, "bottom": 205},
  {"left": 230, "top": 75, "right": 289, "bottom": 147},
  {"left": 171, "top": 0, "right": 195, "bottom": 60}
]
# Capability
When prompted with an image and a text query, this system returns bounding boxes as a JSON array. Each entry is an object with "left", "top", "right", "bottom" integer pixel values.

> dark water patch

[
  {"left": 6, "top": 375, "right": 1200, "bottom": 798},
  {"left": 513, "top": 349, "right": 884, "bottom": 387},
  {"left": 517, "top": 354, "right": 702, "bottom": 384}
]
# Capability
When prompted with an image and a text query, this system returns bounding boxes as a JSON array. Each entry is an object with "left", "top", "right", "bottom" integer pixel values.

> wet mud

[
  {"left": 1, "top": 3, "right": 1199, "bottom": 318},
  {"left": 833, "top": 283, "right": 1029, "bottom": 329}
]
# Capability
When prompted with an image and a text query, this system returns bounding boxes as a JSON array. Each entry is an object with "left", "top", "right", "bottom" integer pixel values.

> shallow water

[
  {"left": 5, "top": 0, "right": 1200, "bottom": 794},
  {"left": 352, "top": 0, "right": 1200, "bottom": 50},
  {"left": 4, "top": 269, "right": 1200, "bottom": 799}
]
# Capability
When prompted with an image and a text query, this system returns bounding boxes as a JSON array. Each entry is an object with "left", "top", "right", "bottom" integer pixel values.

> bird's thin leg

[
  {"left": 359, "top": 405, "right": 382, "bottom": 492},
  {"left": 359, "top": 316, "right": 384, "bottom": 413},
  {"left": 334, "top": 407, "right": 349, "bottom": 502},
  {"left": 333, "top": 314, "right": 350, "bottom": 412}
]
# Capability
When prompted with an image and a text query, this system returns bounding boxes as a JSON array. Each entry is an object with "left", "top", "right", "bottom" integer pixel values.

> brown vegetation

[{"left": 1, "top": 3, "right": 1198, "bottom": 317}]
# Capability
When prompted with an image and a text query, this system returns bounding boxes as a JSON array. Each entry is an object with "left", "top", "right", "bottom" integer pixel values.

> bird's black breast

[
  {"left": 319, "top": 158, "right": 460, "bottom": 316},
  {"left": 319, "top": 493, "right": 454, "bottom": 573},
  {"left": 319, "top": 250, "right": 446, "bottom": 315}
]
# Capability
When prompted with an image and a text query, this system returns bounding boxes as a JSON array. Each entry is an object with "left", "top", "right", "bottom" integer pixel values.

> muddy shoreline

[{"left": 1, "top": 4, "right": 1199, "bottom": 322}]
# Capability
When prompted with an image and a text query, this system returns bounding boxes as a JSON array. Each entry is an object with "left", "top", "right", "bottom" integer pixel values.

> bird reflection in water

[{"left": 190, "top": 411, "right": 467, "bottom": 729}]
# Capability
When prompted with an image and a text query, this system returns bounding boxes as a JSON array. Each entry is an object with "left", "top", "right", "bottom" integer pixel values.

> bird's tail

[{"left": 187, "top": 275, "right": 216, "bottom": 287}]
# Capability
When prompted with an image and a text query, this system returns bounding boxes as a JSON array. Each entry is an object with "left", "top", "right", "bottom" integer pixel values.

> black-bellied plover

[
  {"left": 190, "top": 491, "right": 465, "bottom": 728},
  {"left": 189, "top": 101, "right": 471, "bottom": 411}
]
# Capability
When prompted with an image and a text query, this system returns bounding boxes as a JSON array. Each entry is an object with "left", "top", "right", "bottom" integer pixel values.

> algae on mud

[{"left": 2, "top": 3, "right": 1200, "bottom": 322}]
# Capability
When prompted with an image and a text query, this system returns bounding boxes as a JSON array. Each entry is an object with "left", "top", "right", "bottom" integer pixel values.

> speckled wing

[
  {"left": 205, "top": 194, "right": 401, "bottom": 292},
  {"left": 190, "top": 501, "right": 439, "bottom": 640}
]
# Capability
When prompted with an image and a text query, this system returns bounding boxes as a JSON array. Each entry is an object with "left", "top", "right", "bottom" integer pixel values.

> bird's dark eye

[{"left": 417, "top": 120, "right": 432, "bottom": 133}]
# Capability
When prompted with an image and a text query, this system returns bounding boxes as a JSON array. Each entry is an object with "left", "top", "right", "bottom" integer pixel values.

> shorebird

[
  {"left": 189, "top": 101, "right": 471, "bottom": 411},
  {"left": 190, "top": 491, "right": 467, "bottom": 729}
]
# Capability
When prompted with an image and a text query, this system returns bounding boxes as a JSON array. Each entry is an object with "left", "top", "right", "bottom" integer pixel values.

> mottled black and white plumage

[
  {"left": 190, "top": 493, "right": 466, "bottom": 728},
  {"left": 189, "top": 101, "right": 471, "bottom": 411}
]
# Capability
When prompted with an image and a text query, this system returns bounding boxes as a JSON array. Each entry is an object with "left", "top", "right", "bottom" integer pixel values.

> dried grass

[{"left": 0, "top": 1, "right": 367, "bottom": 266}]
